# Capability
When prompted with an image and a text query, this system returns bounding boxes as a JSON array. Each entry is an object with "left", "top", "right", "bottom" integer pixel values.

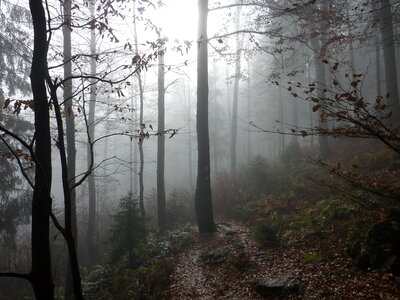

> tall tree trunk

[
  {"left": 310, "top": 3, "right": 331, "bottom": 159},
  {"left": 87, "top": 0, "right": 98, "bottom": 266},
  {"left": 292, "top": 95, "right": 299, "bottom": 144},
  {"left": 195, "top": 0, "right": 216, "bottom": 234},
  {"left": 346, "top": 3, "right": 356, "bottom": 74},
  {"left": 62, "top": 0, "right": 78, "bottom": 296},
  {"left": 133, "top": 8, "right": 145, "bottom": 217},
  {"left": 157, "top": 46, "right": 166, "bottom": 229},
  {"left": 29, "top": 0, "right": 53, "bottom": 297},
  {"left": 246, "top": 59, "right": 252, "bottom": 162},
  {"left": 186, "top": 81, "right": 194, "bottom": 191},
  {"left": 375, "top": 29, "right": 382, "bottom": 97},
  {"left": 278, "top": 86, "right": 284, "bottom": 153},
  {"left": 230, "top": 1, "right": 242, "bottom": 175},
  {"left": 379, "top": 0, "right": 399, "bottom": 116},
  {"left": 311, "top": 36, "right": 331, "bottom": 159},
  {"left": 307, "top": 59, "right": 314, "bottom": 147},
  {"left": 212, "top": 62, "right": 219, "bottom": 176}
]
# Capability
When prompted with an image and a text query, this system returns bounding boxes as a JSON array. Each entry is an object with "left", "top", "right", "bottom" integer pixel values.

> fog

[{"left": 1, "top": 0, "right": 399, "bottom": 298}]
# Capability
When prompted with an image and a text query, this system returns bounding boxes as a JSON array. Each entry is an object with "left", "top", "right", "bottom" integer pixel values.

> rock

[
  {"left": 199, "top": 249, "right": 228, "bottom": 265},
  {"left": 217, "top": 223, "right": 237, "bottom": 235},
  {"left": 255, "top": 275, "right": 302, "bottom": 298},
  {"left": 348, "top": 218, "right": 400, "bottom": 275}
]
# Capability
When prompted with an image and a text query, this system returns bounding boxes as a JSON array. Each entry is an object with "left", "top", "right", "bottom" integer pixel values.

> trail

[
  {"left": 168, "top": 222, "right": 262, "bottom": 299},
  {"left": 166, "top": 222, "right": 400, "bottom": 299}
]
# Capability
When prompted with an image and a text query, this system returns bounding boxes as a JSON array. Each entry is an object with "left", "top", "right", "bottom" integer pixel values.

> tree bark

[
  {"left": 157, "top": 45, "right": 166, "bottom": 229},
  {"left": 230, "top": 1, "right": 243, "bottom": 175},
  {"left": 246, "top": 58, "right": 252, "bottom": 162},
  {"left": 86, "top": 0, "right": 98, "bottom": 267},
  {"left": 133, "top": 7, "right": 145, "bottom": 218},
  {"left": 379, "top": 0, "right": 399, "bottom": 116},
  {"left": 186, "top": 81, "right": 194, "bottom": 191},
  {"left": 62, "top": 0, "right": 78, "bottom": 296},
  {"left": 195, "top": 0, "right": 216, "bottom": 234},
  {"left": 311, "top": 36, "right": 331, "bottom": 159},
  {"left": 29, "top": 0, "right": 54, "bottom": 297}
]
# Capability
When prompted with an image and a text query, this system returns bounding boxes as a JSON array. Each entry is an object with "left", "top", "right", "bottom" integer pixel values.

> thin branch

[
  {"left": 0, "top": 272, "right": 30, "bottom": 280},
  {"left": 0, "top": 135, "right": 34, "bottom": 189},
  {"left": 51, "top": 212, "right": 65, "bottom": 235}
]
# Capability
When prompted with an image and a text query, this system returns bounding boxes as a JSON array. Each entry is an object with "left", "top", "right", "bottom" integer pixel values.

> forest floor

[{"left": 166, "top": 222, "right": 400, "bottom": 299}]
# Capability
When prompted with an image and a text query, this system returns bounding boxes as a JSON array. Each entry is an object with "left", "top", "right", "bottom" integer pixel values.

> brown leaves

[
  {"left": 3, "top": 98, "right": 35, "bottom": 115},
  {"left": 3, "top": 98, "right": 11, "bottom": 109},
  {"left": 312, "top": 104, "right": 321, "bottom": 112}
]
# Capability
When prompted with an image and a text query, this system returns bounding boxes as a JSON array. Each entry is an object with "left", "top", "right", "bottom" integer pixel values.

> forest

[{"left": 0, "top": 0, "right": 400, "bottom": 299}]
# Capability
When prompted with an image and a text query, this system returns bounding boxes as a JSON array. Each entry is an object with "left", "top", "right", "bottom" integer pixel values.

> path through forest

[{"left": 166, "top": 222, "right": 400, "bottom": 299}]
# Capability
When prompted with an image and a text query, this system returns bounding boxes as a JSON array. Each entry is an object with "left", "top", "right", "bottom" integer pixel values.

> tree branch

[{"left": 0, "top": 272, "right": 30, "bottom": 281}]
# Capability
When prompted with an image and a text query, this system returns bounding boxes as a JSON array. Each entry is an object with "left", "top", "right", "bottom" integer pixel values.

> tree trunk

[
  {"left": 133, "top": 8, "right": 145, "bottom": 218},
  {"left": 247, "top": 59, "right": 252, "bottom": 162},
  {"left": 278, "top": 86, "right": 284, "bottom": 153},
  {"left": 29, "top": 0, "right": 54, "bottom": 297},
  {"left": 212, "top": 62, "right": 219, "bottom": 176},
  {"left": 230, "top": 1, "right": 242, "bottom": 175},
  {"left": 379, "top": 0, "right": 399, "bottom": 116},
  {"left": 62, "top": 0, "right": 78, "bottom": 296},
  {"left": 87, "top": 0, "right": 98, "bottom": 266},
  {"left": 186, "top": 81, "right": 194, "bottom": 191},
  {"left": 157, "top": 46, "right": 166, "bottom": 229},
  {"left": 375, "top": 29, "right": 382, "bottom": 97},
  {"left": 311, "top": 36, "right": 331, "bottom": 159},
  {"left": 307, "top": 59, "right": 314, "bottom": 147},
  {"left": 195, "top": 0, "right": 216, "bottom": 234}
]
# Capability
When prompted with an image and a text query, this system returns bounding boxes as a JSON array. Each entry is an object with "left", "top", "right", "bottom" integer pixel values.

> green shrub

[
  {"left": 108, "top": 194, "right": 146, "bottom": 268},
  {"left": 253, "top": 217, "right": 279, "bottom": 247},
  {"left": 280, "top": 141, "right": 302, "bottom": 166},
  {"left": 83, "top": 226, "right": 194, "bottom": 299},
  {"left": 166, "top": 188, "right": 195, "bottom": 226}
]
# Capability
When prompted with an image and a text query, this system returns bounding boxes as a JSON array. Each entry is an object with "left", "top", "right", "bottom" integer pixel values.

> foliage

[
  {"left": 252, "top": 213, "right": 282, "bottom": 247},
  {"left": 0, "top": 1, "right": 31, "bottom": 97},
  {"left": 232, "top": 250, "right": 257, "bottom": 273},
  {"left": 108, "top": 194, "right": 146, "bottom": 268},
  {"left": 83, "top": 226, "right": 194, "bottom": 299},
  {"left": 302, "top": 252, "right": 321, "bottom": 263},
  {"left": 166, "top": 188, "right": 195, "bottom": 227},
  {"left": 280, "top": 141, "right": 302, "bottom": 166}
]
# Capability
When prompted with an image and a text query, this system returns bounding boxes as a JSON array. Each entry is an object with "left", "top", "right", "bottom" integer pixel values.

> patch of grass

[{"left": 302, "top": 252, "right": 321, "bottom": 263}]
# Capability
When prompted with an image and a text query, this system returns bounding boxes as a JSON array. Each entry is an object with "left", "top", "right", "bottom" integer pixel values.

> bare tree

[{"left": 195, "top": 0, "right": 216, "bottom": 233}]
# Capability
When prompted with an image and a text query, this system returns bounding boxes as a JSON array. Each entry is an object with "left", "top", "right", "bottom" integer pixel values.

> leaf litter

[{"left": 166, "top": 222, "right": 400, "bottom": 299}]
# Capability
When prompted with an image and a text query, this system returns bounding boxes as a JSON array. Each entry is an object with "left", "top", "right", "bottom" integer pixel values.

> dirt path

[
  {"left": 167, "top": 222, "right": 262, "bottom": 299},
  {"left": 166, "top": 222, "right": 400, "bottom": 299}
]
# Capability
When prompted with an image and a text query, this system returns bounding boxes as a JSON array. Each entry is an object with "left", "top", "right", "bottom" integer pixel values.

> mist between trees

[{"left": 0, "top": 0, "right": 400, "bottom": 299}]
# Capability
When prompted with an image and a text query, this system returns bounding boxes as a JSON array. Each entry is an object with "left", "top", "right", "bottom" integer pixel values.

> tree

[
  {"left": 28, "top": 0, "right": 54, "bottom": 297},
  {"left": 62, "top": 0, "right": 79, "bottom": 297},
  {"left": 109, "top": 194, "right": 146, "bottom": 267},
  {"left": 230, "top": 0, "right": 243, "bottom": 174},
  {"left": 133, "top": 6, "right": 146, "bottom": 218},
  {"left": 195, "top": 0, "right": 216, "bottom": 233},
  {"left": 157, "top": 42, "right": 167, "bottom": 229},
  {"left": 378, "top": 0, "right": 400, "bottom": 118},
  {"left": 87, "top": 0, "right": 99, "bottom": 266},
  {"left": 309, "top": 2, "right": 332, "bottom": 159}
]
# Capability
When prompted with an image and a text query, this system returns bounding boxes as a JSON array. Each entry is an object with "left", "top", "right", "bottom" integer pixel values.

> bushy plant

[
  {"left": 252, "top": 214, "right": 282, "bottom": 247},
  {"left": 280, "top": 141, "right": 302, "bottom": 166},
  {"left": 108, "top": 194, "right": 146, "bottom": 268},
  {"left": 166, "top": 188, "right": 195, "bottom": 226},
  {"left": 83, "top": 226, "right": 194, "bottom": 299}
]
